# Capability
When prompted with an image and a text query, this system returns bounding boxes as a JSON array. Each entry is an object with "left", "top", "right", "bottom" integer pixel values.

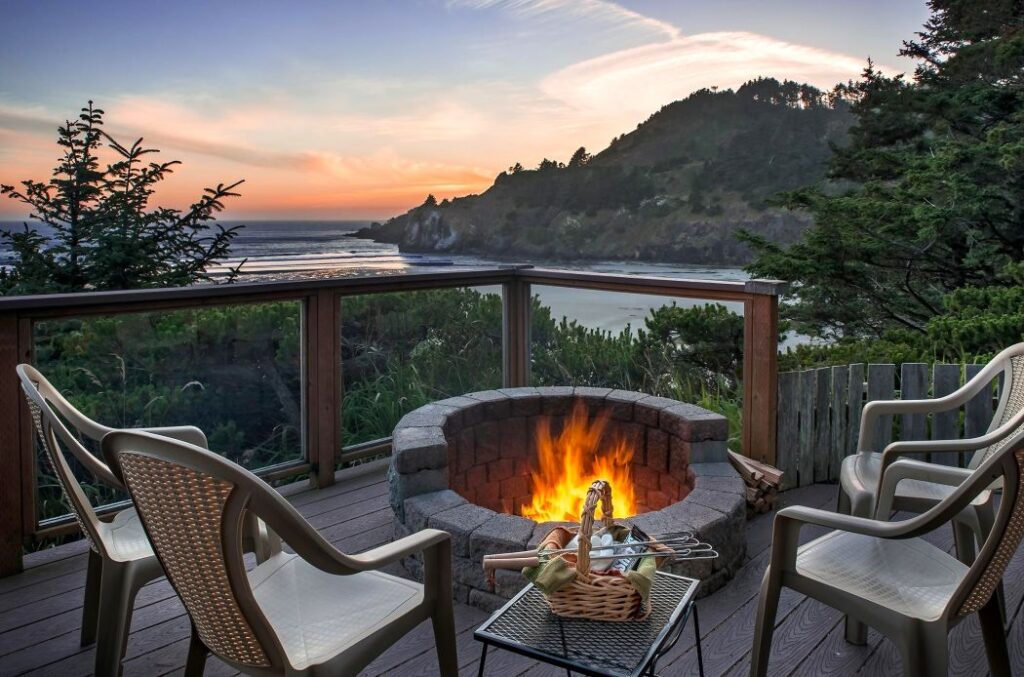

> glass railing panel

[
  {"left": 32, "top": 300, "right": 303, "bottom": 523},
  {"left": 528, "top": 285, "right": 744, "bottom": 445},
  {"left": 341, "top": 286, "right": 503, "bottom": 447}
]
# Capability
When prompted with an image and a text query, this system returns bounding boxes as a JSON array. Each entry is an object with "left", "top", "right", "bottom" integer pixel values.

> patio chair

[
  {"left": 17, "top": 364, "right": 280, "bottom": 677},
  {"left": 838, "top": 344, "right": 1024, "bottom": 639},
  {"left": 749, "top": 424, "right": 1024, "bottom": 676},
  {"left": 101, "top": 429, "right": 459, "bottom": 677}
]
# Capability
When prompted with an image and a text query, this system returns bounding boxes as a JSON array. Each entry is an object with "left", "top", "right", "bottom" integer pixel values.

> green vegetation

[
  {"left": 35, "top": 289, "right": 745, "bottom": 524},
  {"left": 744, "top": 0, "right": 1024, "bottom": 366}
]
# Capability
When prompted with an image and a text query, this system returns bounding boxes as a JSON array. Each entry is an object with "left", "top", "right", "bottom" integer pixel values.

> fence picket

[
  {"left": 830, "top": 364, "right": 850, "bottom": 480},
  {"left": 900, "top": 363, "right": 929, "bottom": 443},
  {"left": 798, "top": 369, "right": 816, "bottom": 487},
  {"left": 848, "top": 364, "right": 865, "bottom": 453},
  {"left": 931, "top": 364, "right": 961, "bottom": 466},
  {"left": 814, "top": 367, "right": 832, "bottom": 483},
  {"left": 866, "top": 364, "right": 896, "bottom": 451},
  {"left": 776, "top": 371, "right": 799, "bottom": 490}
]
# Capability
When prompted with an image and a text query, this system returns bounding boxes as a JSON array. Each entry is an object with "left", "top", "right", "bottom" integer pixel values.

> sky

[{"left": 0, "top": 0, "right": 932, "bottom": 221}]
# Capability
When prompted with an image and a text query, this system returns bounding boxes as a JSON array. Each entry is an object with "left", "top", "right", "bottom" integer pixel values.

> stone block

[
  {"left": 606, "top": 389, "right": 645, "bottom": 421},
  {"left": 499, "top": 417, "right": 528, "bottom": 458},
  {"left": 466, "top": 390, "right": 512, "bottom": 419},
  {"left": 397, "top": 403, "right": 458, "bottom": 429},
  {"left": 694, "top": 474, "right": 745, "bottom": 496},
  {"left": 618, "top": 422, "right": 646, "bottom": 463},
  {"left": 428, "top": 503, "right": 494, "bottom": 557},
  {"left": 469, "top": 588, "right": 510, "bottom": 612},
  {"left": 691, "top": 462, "right": 740, "bottom": 478},
  {"left": 403, "top": 490, "right": 467, "bottom": 532},
  {"left": 669, "top": 436, "right": 689, "bottom": 477},
  {"left": 535, "top": 386, "right": 574, "bottom": 415},
  {"left": 625, "top": 508, "right": 694, "bottom": 541},
  {"left": 488, "top": 458, "right": 516, "bottom": 483},
  {"left": 687, "top": 440, "right": 728, "bottom": 464},
  {"left": 475, "top": 421, "right": 501, "bottom": 464},
  {"left": 646, "top": 428, "right": 669, "bottom": 472},
  {"left": 660, "top": 404, "right": 728, "bottom": 442},
  {"left": 466, "top": 464, "right": 487, "bottom": 488},
  {"left": 453, "top": 555, "right": 492, "bottom": 589},
  {"left": 470, "top": 513, "right": 535, "bottom": 562},
  {"left": 494, "top": 569, "right": 528, "bottom": 598},
  {"left": 393, "top": 426, "right": 448, "bottom": 473},
  {"left": 647, "top": 489, "right": 670, "bottom": 511},
  {"left": 660, "top": 473, "right": 684, "bottom": 501},
  {"left": 634, "top": 464, "right": 660, "bottom": 490},
  {"left": 498, "top": 387, "right": 542, "bottom": 417},
  {"left": 500, "top": 475, "right": 529, "bottom": 500},
  {"left": 686, "top": 488, "right": 745, "bottom": 522},
  {"left": 529, "top": 521, "right": 577, "bottom": 548},
  {"left": 389, "top": 465, "right": 447, "bottom": 519},
  {"left": 455, "top": 428, "right": 476, "bottom": 472}
]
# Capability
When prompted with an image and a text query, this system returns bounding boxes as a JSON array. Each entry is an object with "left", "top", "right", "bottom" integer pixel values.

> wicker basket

[{"left": 537, "top": 480, "right": 671, "bottom": 621}]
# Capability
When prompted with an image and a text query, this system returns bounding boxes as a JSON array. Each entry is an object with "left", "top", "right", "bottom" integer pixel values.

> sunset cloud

[{"left": 1, "top": 1, "right": 922, "bottom": 219}]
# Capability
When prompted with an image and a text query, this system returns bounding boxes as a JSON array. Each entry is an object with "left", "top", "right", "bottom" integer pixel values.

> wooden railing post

[
  {"left": 742, "top": 280, "right": 785, "bottom": 465},
  {"left": 0, "top": 313, "right": 25, "bottom": 576},
  {"left": 305, "top": 290, "right": 340, "bottom": 488},
  {"left": 503, "top": 276, "right": 531, "bottom": 388}
]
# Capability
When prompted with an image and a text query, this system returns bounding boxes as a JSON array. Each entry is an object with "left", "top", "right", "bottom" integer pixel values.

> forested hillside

[{"left": 359, "top": 78, "right": 852, "bottom": 264}]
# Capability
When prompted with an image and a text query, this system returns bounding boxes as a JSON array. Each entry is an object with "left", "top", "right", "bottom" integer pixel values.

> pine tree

[{"left": 1, "top": 102, "right": 244, "bottom": 294}]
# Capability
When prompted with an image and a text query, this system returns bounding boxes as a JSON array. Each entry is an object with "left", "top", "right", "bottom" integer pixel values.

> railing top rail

[
  {"left": 522, "top": 267, "right": 787, "bottom": 300},
  {"left": 0, "top": 263, "right": 787, "bottom": 315},
  {"left": 0, "top": 265, "right": 516, "bottom": 314}
]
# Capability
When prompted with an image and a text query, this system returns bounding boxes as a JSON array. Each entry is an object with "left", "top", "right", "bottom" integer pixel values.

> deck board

[{"left": 0, "top": 461, "right": 1021, "bottom": 676}]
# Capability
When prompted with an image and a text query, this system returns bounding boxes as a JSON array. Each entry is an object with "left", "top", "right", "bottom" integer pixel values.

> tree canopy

[
  {"left": 1, "top": 102, "right": 244, "bottom": 294},
  {"left": 741, "top": 0, "right": 1024, "bottom": 340}
]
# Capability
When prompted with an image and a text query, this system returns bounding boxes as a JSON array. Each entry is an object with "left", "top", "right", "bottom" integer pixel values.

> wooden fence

[{"left": 775, "top": 362, "right": 997, "bottom": 490}]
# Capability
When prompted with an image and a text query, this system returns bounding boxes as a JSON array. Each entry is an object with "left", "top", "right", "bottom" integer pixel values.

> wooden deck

[{"left": 1, "top": 459, "right": 1021, "bottom": 676}]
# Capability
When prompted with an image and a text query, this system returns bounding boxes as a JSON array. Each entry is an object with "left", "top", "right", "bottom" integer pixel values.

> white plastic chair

[
  {"left": 18, "top": 364, "right": 278, "bottom": 676},
  {"left": 750, "top": 423, "right": 1024, "bottom": 675},
  {"left": 838, "top": 344, "right": 1024, "bottom": 640},
  {"left": 102, "top": 429, "right": 459, "bottom": 676}
]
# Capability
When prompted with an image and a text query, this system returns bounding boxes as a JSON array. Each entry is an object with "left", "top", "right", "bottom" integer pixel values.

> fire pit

[{"left": 388, "top": 387, "right": 746, "bottom": 612}]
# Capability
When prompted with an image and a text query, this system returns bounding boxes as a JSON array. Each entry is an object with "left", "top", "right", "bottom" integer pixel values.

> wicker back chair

[
  {"left": 17, "top": 364, "right": 277, "bottom": 676},
  {"left": 102, "top": 429, "right": 458, "bottom": 676},
  {"left": 838, "top": 344, "right": 1024, "bottom": 640},
  {"left": 751, "top": 424, "right": 1024, "bottom": 675}
]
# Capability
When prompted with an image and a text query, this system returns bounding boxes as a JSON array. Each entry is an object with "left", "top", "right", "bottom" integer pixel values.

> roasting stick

[
  {"left": 483, "top": 535, "right": 710, "bottom": 561},
  {"left": 482, "top": 548, "right": 719, "bottom": 576}
]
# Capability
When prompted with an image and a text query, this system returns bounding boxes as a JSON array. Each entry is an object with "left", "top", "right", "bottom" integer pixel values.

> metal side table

[{"left": 474, "top": 571, "right": 704, "bottom": 677}]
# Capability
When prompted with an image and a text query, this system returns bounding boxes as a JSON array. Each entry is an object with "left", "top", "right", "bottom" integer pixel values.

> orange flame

[{"left": 521, "top": 400, "right": 637, "bottom": 522}]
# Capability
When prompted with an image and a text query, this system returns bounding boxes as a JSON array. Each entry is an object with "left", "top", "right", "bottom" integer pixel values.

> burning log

[{"left": 727, "top": 449, "right": 782, "bottom": 517}]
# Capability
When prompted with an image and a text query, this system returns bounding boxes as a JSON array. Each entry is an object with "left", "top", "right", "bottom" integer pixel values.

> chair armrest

[
  {"left": 776, "top": 505, "right": 899, "bottom": 538},
  {"left": 348, "top": 529, "right": 451, "bottom": 570},
  {"left": 132, "top": 425, "right": 209, "bottom": 449},
  {"left": 857, "top": 361, "right": 1002, "bottom": 451},
  {"left": 874, "top": 459, "right": 976, "bottom": 517}
]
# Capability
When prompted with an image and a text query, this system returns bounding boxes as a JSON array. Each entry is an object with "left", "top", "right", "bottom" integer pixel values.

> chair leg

[
  {"left": 425, "top": 540, "right": 459, "bottom": 677},
  {"left": 980, "top": 594, "right": 1011, "bottom": 677},
  {"left": 899, "top": 625, "right": 948, "bottom": 676},
  {"left": 953, "top": 520, "right": 976, "bottom": 565},
  {"left": 976, "top": 505, "right": 1008, "bottom": 626},
  {"left": 185, "top": 624, "right": 209, "bottom": 677},
  {"left": 93, "top": 561, "right": 142, "bottom": 677},
  {"left": 80, "top": 549, "right": 103, "bottom": 647},
  {"left": 837, "top": 486, "right": 851, "bottom": 515},
  {"left": 749, "top": 570, "right": 781, "bottom": 677},
  {"left": 836, "top": 488, "right": 869, "bottom": 644}
]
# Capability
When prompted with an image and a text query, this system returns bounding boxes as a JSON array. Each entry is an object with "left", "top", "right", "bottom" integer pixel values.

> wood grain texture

[
  {"left": 847, "top": 363, "right": 865, "bottom": 454},
  {"left": 798, "top": 370, "right": 816, "bottom": 487},
  {"left": 742, "top": 293, "right": 779, "bottom": 465},
  {"left": 813, "top": 367, "right": 832, "bottom": 483},
  {"left": 0, "top": 314, "right": 23, "bottom": 577},
  {"left": 776, "top": 371, "right": 799, "bottom": 491},
  {"left": 932, "top": 364, "right": 962, "bottom": 466},
  {"left": 829, "top": 364, "right": 849, "bottom": 482},
  {"left": 899, "top": 362, "right": 928, "bottom": 442},
  {"left": 866, "top": 364, "right": 896, "bottom": 452}
]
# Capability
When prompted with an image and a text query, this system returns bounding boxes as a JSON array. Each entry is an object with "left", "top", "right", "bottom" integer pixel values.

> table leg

[
  {"left": 694, "top": 604, "right": 705, "bottom": 677},
  {"left": 477, "top": 643, "right": 488, "bottom": 677}
]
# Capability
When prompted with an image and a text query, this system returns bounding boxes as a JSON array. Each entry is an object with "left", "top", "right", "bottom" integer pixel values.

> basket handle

[{"left": 576, "top": 480, "right": 615, "bottom": 576}]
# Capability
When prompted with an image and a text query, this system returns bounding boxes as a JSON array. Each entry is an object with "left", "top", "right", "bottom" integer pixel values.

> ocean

[{"left": 0, "top": 219, "right": 753, "bottom": 336}]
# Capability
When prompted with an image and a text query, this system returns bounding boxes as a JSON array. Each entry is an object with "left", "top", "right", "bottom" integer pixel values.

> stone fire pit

[{"left": 388, "top": 387, "right": 746, "bottom": 612}]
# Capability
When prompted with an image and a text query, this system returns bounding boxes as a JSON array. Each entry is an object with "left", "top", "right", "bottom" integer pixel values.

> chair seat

[
  {"left": 796, "top": 531, "right": 968, "bottom": 621},
  {"left": 840, "top": 452, "right": 992, "bottom": 512},
  {"left": 96, "top": 507, "right": 155, "bottom": 562},
  {"left": 249, "top": 552, "right": 424, "bottom": 670}
]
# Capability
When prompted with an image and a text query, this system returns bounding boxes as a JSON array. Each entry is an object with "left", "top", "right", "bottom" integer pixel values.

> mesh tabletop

[{"left": 475, "top": 572, "right": 699, "bottom": 677}]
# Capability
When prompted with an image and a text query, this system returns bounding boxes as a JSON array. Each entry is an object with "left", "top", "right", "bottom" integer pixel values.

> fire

[{"left": 521, "top": 400, "right": 637, "bottom": 522}]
